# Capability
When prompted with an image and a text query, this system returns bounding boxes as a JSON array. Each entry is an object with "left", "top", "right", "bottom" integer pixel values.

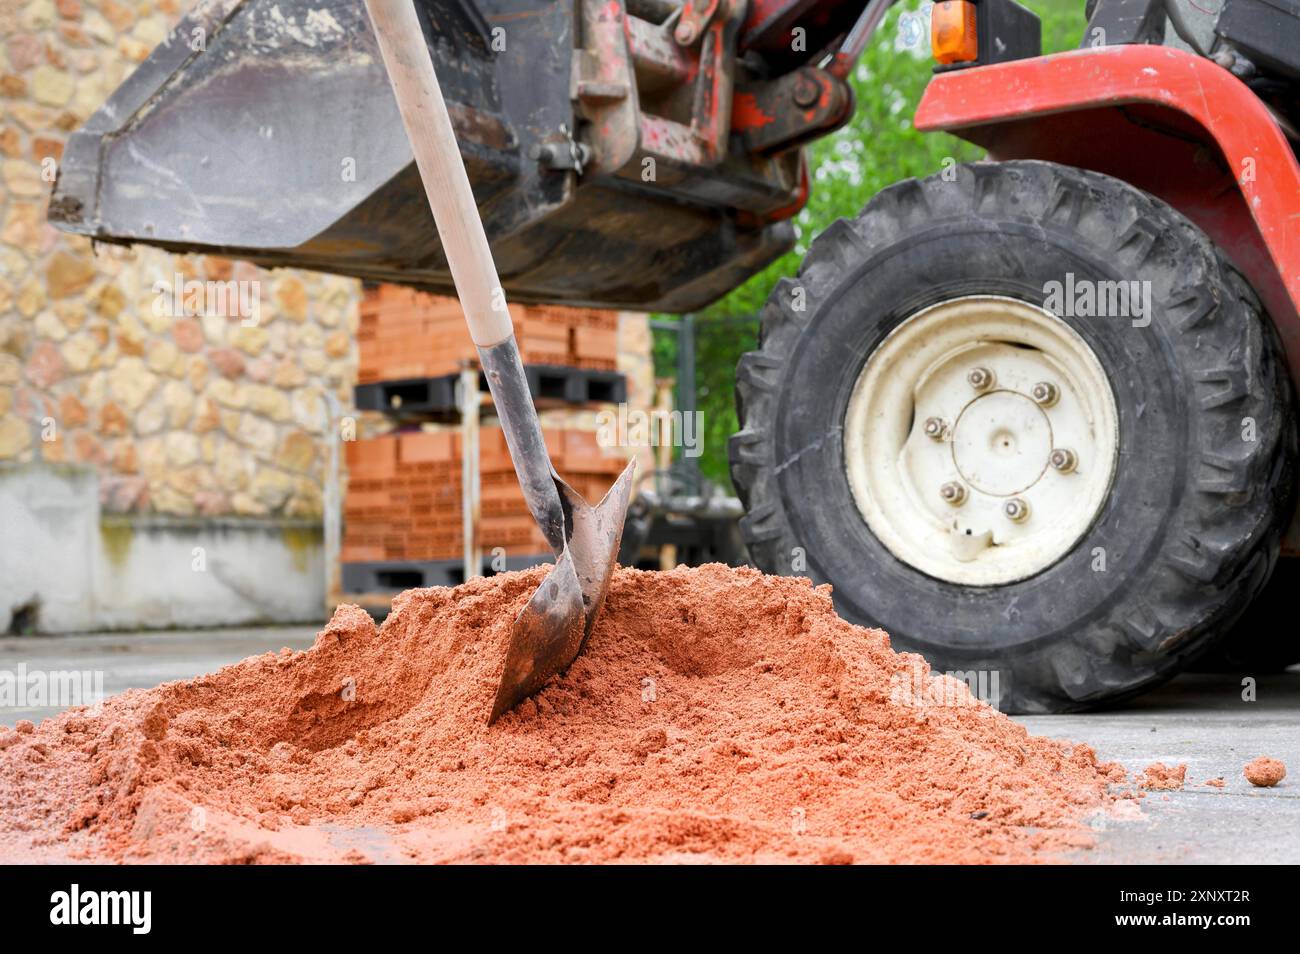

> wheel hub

[
  {"left": 951, "top": 390, "right": 1052, "bottom": 497},
  {"left": 843, "top": 296, "right": 1119, "bottom": 587}
]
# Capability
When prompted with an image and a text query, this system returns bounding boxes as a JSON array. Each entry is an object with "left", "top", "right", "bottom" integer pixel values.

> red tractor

[
  {"left": 732, "top": 0, "right": 1300, "bottom": 710},
  {"left": 49, "top": 0, "right": 1300, "bottom": 710}
]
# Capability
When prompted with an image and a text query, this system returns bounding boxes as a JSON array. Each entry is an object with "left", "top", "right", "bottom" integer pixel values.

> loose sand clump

[
  {"left": 0, "top": 565, "right": 1126, "bottom": 864},
  {"left": 1137, "top": 762, "right": 1187, "bottom": 791},
  {"left": 1243, "top": 757, "right": 1286, "bottom": 788}
]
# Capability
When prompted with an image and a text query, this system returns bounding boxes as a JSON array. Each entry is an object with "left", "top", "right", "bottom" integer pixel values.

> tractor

[{"left": 49, "top": 0, "right": 1300, "bottom": 710}]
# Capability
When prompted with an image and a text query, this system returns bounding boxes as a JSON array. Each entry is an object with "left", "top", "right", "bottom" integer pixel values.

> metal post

[
  {"left": 678, "top": 313, "right": 699, "bottom": 494},
  {"left": 459, "top": 363, "right": 482, "bottom": 579},
  {"left": 322, "top": 391, "right": 342, "bottom": 616}
]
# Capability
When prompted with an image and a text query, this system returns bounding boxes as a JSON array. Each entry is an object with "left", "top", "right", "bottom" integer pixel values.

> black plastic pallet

[
  {"left": 341, "top": 553, "right": 552, "bottom": 592},
  {"left": 354, "top": 365, "right": 626, "bottom": 415}
]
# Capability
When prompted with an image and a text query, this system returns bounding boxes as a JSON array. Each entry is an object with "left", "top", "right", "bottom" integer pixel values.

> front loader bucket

[{"left": 48, "top": 0, "right": 797, "bottom": 312}]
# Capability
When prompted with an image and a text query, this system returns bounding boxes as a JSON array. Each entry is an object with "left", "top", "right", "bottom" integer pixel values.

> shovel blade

[
  {"left": 558, "top": 460, "right": 637, "bottom": 647},
  {"left": 489, "top": 551, "right": 586, "bottom": 724},
  {"left": 487, "top": 460, "right": 637, "bottom": 724}
]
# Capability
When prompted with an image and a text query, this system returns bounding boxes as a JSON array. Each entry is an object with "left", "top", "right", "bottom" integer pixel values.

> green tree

[{"left": 654, "top": 0, "right": 1086, "bottom": 489}]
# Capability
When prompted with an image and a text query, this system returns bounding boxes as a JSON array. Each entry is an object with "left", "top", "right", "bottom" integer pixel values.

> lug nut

[
  {"left": 940, "top": 481, "right": 967, "bottom": 506},
  {"left": 967, "top": 367, "right": 995, "bottom": 391},
  {"left": 1003, "top": 498, "right": 1030, "bottom": 522},
  {"left": 1031, "top": 381, "right": 1059, "bottom": 406},
  {"left": 1049, "top": 448, "right": 1077, "bottom": 473},
  {"left": 923, "top": 417, "right": 947, "bottom": 440}
]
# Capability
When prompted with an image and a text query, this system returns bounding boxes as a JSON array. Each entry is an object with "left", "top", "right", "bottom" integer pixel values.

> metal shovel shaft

[
  {"left": 364, "top": 0, "right": 633, "bottom": 723},
  {"left": 363, "top": 1, "right": 556, "bottom": 528}
]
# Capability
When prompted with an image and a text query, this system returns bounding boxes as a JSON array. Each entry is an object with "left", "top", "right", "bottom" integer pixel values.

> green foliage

[{"left": 653, "top": 0, "right": 1087, "bottom": 490}]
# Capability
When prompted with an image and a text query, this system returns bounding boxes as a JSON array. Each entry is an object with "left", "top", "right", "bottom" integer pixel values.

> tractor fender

[{"left": 915, "top": 45, "right": 1300, "bottom": 369}]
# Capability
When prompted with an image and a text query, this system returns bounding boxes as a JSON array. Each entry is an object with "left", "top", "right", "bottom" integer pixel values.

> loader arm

[{"left": 48, "top": 0, "right": 875, "bottom": 312}]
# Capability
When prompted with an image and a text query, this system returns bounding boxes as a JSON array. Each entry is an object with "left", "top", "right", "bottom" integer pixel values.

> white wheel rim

[{"left": 843, "top": 296, "right": 1119, "bottom": 586}]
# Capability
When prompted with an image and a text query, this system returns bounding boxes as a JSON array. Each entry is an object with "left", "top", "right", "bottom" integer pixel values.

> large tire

[{"left": 730, "top": 160, "right": 1296, "bottom": 713}]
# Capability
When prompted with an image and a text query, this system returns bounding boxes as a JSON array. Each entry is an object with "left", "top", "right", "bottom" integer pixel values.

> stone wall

[
  {"left": 1, "top": 0, "right": 361, "bottom": 520},
  {"left": 1, "top": 0, "right": 657, "bottom": 632}
]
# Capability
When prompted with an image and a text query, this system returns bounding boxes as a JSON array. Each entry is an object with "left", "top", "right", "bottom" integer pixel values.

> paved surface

[
  {"left": 1023, "top": 671, "right": 1300, "bottom": 865},
  {"left": 0, "top": 625, "right": 319, "bottom": 726},
  {"left": 1, "top": 625, "right": 1295, "bottom": 863}
]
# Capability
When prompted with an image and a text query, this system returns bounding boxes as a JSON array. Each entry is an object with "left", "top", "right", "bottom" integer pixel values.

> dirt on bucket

[{"left": 0, "top": 565, "right": 1128, "bottom": 864}]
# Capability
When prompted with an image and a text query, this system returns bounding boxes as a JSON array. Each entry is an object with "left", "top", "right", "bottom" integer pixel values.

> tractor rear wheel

[{"left": 730, "top": 160, "right": 1296, "bottom": 713}]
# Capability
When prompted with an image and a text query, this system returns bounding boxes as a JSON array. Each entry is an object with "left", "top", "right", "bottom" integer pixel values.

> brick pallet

[
  {"left": 354, "top": 365, "right": 626, "bottom": 415},
  {"left": 358, "top": 285, "right": 619, "bottom": 384},
  {"left": 343, "top": 428, "right": 627, "bottom": 564},
  {"left": 345, "top": 284, "right": 627, "bottom": 590},
  {"left": 341, "top": 553, "right": 552, "bottom": 592}
]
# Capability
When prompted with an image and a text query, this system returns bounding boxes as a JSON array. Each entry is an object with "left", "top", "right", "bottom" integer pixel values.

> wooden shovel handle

[{"left": 363, "top": 0, "right": 514, "bottom": 348}]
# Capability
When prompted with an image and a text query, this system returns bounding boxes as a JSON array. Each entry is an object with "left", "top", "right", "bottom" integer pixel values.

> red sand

[
  {"left": 1137, "top": 762, "right": 1187, "bottom": 791},
  {"left": 0, "top": 565, "right": 1128, "bottom": 864},
  {"left": 1243, "top": 757, "right": 1286, "bottom": 788}
]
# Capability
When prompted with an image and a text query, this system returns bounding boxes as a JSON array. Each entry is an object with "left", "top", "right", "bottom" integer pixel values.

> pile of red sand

[{"left": 0, "top": 565, "right": 1127, "bottom": 864}]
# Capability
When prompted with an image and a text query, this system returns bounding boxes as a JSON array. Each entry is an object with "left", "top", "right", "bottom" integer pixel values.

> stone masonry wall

[
  {"left": 1, "top": 0, "right": 361, "bottom": 519},
  {"left": 2, "top": 0, "right": 658, "bottom": 525}
]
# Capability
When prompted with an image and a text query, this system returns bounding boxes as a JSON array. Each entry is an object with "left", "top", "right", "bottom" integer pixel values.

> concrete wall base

[{"left": 1, "top": 463, "right": 325, "bottom": 634}]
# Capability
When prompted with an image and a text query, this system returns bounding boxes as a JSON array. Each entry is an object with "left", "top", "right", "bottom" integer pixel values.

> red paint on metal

[
  {"left": 915, "top": 46, "right": 1300, "bottom": 362},
  {"left": 625, "top": 12, "right": 694, "bottom": 87},
  {"left": 678, "top": 0, "right": 722, "bottom": 44},
  {"left": 731, "top": 67, "right": 852, "bottom": 152},
  {"left": 732, "top": 90, "right": 777, "bottom": 131}
]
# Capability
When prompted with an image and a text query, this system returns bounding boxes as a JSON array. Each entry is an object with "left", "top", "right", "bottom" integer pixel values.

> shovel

[{"left": 364, "top": 0, "right": 636, "bottom": 723}]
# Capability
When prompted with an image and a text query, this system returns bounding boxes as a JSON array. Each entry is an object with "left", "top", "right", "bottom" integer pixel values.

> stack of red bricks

[
  {"left": 342, "top": 428, "right": 628, "bottom": 563},
  {"left": 357, "top": 285, "right": 619, "bottom": 384}
]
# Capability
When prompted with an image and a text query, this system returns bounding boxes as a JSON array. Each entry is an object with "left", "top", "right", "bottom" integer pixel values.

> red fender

[{"left": 916, "top": 46, "right": 1300, "bottom": 375}]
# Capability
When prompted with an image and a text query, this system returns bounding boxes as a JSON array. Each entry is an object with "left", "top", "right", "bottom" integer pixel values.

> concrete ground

[
  {"left": 1023, "top": 672, "right": 1300, "bottom": 864},
  {"left": 0, "top": 625, "right": 318, "bottom": 727},
  {"left": 1, "top": 624, "right": 1295, "bottom": 863}
]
